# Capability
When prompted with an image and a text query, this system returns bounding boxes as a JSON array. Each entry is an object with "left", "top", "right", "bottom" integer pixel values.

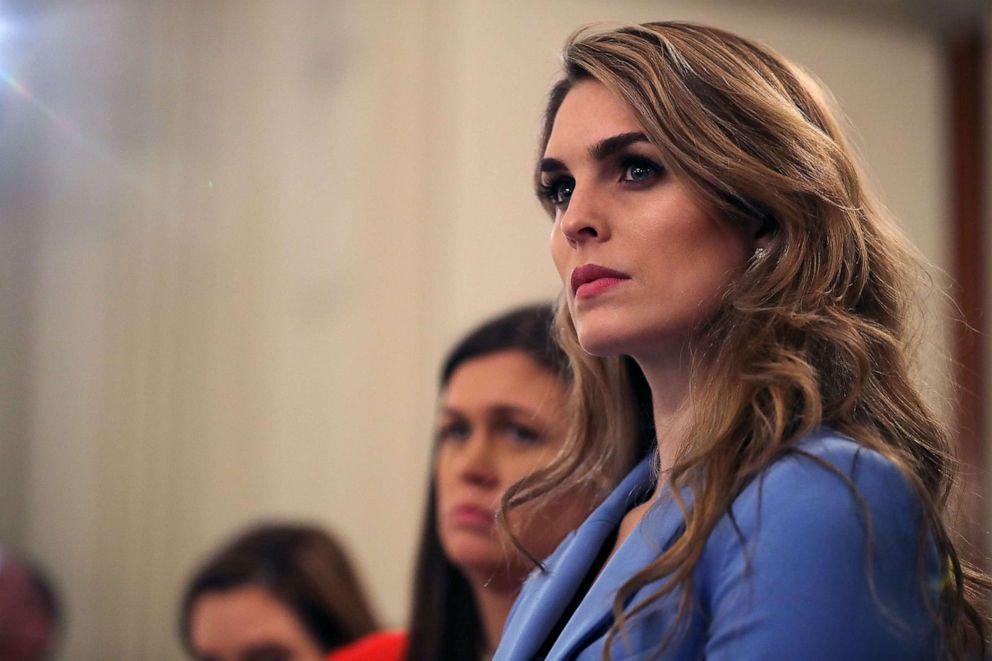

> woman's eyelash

[
  {"left": 619, "top": 155, "right": 665, "bottom": 182},
  {"left": 501, "top": 422, "right": 542, "bottom": 443},
  {"left": 436, "top": 422, "right": 469, "bottom": 442},
  {"left": 537, "top": 176, "right": 574, "bottom": 205}
]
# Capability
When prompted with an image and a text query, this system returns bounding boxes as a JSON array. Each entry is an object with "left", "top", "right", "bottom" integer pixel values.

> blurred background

[{"left": 0, "top": 0, "right": 989, "bottom": 658}]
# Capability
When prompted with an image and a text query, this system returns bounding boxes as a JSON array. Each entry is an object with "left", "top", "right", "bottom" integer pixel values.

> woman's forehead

[{"left": 544, "top": 80, "right": 646, "bottom": 158}]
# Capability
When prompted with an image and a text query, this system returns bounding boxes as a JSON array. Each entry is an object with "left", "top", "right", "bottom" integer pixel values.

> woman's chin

[
  {"left": 445, "top": 539, "right": 500, "bottom": 569},
  {"left": 443, "top": 542, "right": 524, "bottom": 583},
  {"left": 572, "top": 309, "right": 642, "bottom": 356},
  {"left": 575, "top": 328, "right": 630, "bottom": 358}
]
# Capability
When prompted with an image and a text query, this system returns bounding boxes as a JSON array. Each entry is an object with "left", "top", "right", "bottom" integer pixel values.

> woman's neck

[
  {"left": 636, "top": 349, "right": 692, "bottom": 476},
  {"left": 469, "top": 577, "right": 519, "bottom": 656}
]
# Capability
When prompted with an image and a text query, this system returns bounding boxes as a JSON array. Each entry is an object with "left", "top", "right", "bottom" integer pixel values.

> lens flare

[{"left": 0, "top": 66, "right": 75, "bottom": 133}]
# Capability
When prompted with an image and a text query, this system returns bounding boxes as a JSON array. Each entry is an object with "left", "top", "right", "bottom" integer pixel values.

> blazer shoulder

[
  {"left": 695, "top": 431, "right": 941, "bottom": 659},
  {"left": 748, "top": 429, "right": 916, "bottom": 506},
  {"left": 711, "top": 428, "right": 928, "bottom": 556}
]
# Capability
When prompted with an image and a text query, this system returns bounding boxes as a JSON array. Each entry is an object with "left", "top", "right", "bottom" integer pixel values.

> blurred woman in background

[
  {"left": 180, "top": 522, "right": 378, "bottom": 661},
  {"left": 333, "top": 304, "right": 643, "bottom": 660}
]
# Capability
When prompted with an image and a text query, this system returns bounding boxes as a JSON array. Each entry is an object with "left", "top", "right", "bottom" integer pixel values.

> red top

[{"left": 328, "top": 631, "right": 408, "bottom": 661}]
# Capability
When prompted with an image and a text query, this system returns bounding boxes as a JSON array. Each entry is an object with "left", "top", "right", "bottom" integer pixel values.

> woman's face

[
  {"left": 188, "top": 585, "right": 325, "bottom": 661},
  {"left": 542, "top": 80, "right": 754, "bottom": 364},
  {"left": 434, "top": 350, "right": 572, "bottom": 587}
]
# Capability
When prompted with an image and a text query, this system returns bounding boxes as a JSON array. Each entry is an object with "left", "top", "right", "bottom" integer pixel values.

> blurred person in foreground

[
  {"left": 0, "top": 547, "right": 60, "bottom": 661},
  {"left": 332, "top": 304, "right": 634, "bottom": 660},
  {"left": 180, "top": 523, "right": 378, "bottom": 661}
]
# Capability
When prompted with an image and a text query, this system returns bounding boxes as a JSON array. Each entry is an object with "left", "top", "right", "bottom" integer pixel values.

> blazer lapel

[
  {"left": 548, "top": 482, "right": 692, "bottom": 660},
  {"left": 495, "top": 458, "right": 655, "bottom": 660}
]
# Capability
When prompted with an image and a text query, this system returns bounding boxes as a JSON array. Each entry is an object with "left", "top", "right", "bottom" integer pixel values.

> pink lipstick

[
  {"left": 570, "top": 264, "right": 631, "bottom": 299},
  {"left": 451, "top": 505, "right": 494, "bottom": 531}
]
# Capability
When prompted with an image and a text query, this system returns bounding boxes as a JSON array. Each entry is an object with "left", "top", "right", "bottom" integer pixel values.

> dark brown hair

[{"left": 179, "top": 523, "right": 378, "bottom": 654}]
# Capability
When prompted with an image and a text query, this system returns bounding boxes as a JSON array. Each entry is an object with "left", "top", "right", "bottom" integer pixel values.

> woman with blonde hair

[{"left": 494, "top": 22, "right": 989, "bottom": 660}]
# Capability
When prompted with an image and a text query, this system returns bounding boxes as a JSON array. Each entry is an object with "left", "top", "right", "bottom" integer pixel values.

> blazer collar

[
  {"left": 548, "top": 479, "right": 692, "bottom": 659},
  {"left": 495, "top": 457, "right": 656, "bottom": 659}
]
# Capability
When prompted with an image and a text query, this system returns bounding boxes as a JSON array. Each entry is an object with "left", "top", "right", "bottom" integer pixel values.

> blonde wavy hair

[{"left": 501, "top": 21, "right": 989, "bottom": 659}]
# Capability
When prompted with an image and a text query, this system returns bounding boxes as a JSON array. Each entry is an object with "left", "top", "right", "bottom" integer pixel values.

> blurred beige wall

[{"left": 0, "top": 1, "right": 981, "bottom": 658}]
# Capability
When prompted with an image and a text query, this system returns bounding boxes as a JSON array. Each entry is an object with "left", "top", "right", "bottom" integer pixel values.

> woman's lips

[
  {"left": 575, "top": 277, "right": 628, "bottom": 298},
  {"left": 571, "top": 264, "right": 631, "bottom": 299},
  {"left": 450, "top": 505, "right": 495, "bottom": 530}
]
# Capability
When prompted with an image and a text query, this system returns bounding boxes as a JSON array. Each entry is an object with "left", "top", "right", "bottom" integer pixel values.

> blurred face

[
  {"left": 434, "top": 350, "right": 572, "bottom": 587},
  {"left": 0, "top": 562, "right": 56, "bottom": 661},
  {"left": 188, "top": 586, "right": 324, "bottom": 661},
  {"left": 541, "top": 80, "right": 753, "bottom": 364}
]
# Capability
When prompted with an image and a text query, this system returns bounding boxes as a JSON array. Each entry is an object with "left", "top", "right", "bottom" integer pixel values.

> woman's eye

[
  {"left": 540, "top": 178, "right": 574, "bottom": 206},
  {"left": 437, "top": 423, "right": 470, "bottom": 443},
  {"left": 621, "top": 158, "right": 662, "bottom": 184},
  {"left": 503, "top": 423, "right": 542, "bottom": 445}
]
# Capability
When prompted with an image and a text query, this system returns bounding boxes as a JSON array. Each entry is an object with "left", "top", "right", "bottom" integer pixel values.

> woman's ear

[
  {"left": 730, "top": 197, "right": 776, "bottom": 250},
  {"left": 751, "top": 211, "right": 775, "bottom": 250}
]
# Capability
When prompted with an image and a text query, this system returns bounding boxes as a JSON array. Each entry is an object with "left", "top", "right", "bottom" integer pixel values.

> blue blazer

[{"left": 494, "top": 429, "right": 940, "bottom": 660}]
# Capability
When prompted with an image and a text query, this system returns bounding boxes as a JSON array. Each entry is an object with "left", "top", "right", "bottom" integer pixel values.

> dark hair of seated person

[{"left": 179, "top": 522, "right": 379, "bottom": 657}]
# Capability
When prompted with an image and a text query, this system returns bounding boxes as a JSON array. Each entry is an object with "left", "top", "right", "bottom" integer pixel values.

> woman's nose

[
  {"left": 458, "top": 435, "right": 499, "bottom": 487},
  {"left": 558, "top": 186, "right": 609, "bottom": 247}
]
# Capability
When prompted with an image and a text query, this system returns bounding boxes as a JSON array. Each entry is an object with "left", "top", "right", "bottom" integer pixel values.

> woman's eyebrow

[
  {"left": 590, "top": 131, "right": 649, "bottom": 160},
  {"left": 436, "top": 405, "right": 465, "bottom": 418},
  {"left": 489, "top": 404, "right": 539, "bottom": 420},
  {"left": 539, "top": 131, "right": 650, "bottom": 173},
  {"left": 538, "top": 157, "right": 567, "bottom": 174}
]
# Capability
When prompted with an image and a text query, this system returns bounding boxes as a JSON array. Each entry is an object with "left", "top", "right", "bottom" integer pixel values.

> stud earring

[{"left": 752, "top": 247, "right": 767, "bottom": 261}]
